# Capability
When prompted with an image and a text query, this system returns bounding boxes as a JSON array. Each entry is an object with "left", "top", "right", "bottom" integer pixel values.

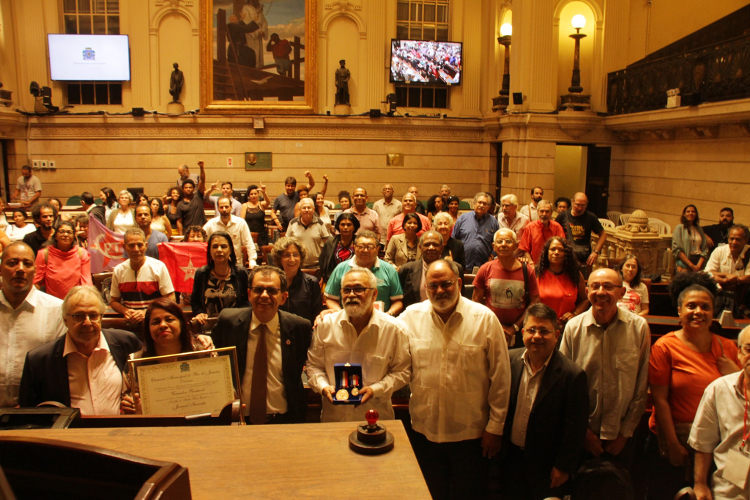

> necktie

[{"left": 249, "top": 324, "right": 269, "bottom": 425}]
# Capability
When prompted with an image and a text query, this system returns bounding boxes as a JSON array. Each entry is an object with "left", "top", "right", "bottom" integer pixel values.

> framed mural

[{"left": 200, "top": 0, "right": 317, "bottom": 113}]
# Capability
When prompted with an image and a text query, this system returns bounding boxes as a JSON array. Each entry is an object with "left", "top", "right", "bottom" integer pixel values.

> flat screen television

[
  {"left": 389, "top": 39, "right": 462, "bottom": 85},
  {"left": 48, "top": 34, "right": 131, "bottom": 81}
]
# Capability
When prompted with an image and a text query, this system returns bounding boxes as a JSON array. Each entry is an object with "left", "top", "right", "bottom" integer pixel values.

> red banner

[
  {"left": 158, "top": 242, "right": 208, "bottom": 293},
  {"left": 88, "top": 216, "right": 126, "bottom": 274}
]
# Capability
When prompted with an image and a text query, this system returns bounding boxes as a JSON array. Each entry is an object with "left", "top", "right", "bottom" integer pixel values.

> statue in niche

[
  {"left": 169, "top": 63, "right": 184, "bottom": 103},
  {"left": 335, "top": 60, "right": 350, "bottom": 105}
]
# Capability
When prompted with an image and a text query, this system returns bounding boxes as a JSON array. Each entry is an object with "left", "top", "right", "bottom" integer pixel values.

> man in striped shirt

[{"left": 110, "top": 228, "right": 175, "bottom": 325}]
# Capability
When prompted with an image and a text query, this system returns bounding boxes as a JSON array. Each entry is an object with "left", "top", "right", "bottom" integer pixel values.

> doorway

[{"left": 554, "top": 144, "right": 611, "bottom": 217}]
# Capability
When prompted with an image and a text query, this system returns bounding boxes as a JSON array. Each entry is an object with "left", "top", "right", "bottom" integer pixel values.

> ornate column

[
  {"left": 366, "top": 0, "right": 385, "bottom": 110},
  {"left": 459, "top": 0, "right": 482, "bottom": 117},
  {"left": 510, "top": 0, "right": 556, "bottom": 112}
]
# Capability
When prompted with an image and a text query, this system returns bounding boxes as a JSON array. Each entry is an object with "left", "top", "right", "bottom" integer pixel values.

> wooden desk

[{"left": 1, "top": 422, "right": 430, "bottom": 499}]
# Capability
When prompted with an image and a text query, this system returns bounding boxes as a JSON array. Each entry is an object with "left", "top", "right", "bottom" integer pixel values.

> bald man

[
  {"left": 560, "top": 268, "right": 649, "bottom": 471},
  {"left": 555, "top": 192, "right": 606, "bottom": 274}
]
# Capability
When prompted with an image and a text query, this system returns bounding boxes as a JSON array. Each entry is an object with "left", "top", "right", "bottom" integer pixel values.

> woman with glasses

[
  {"left": 273, "top": 236, "right": 322, "bottom": 325},
  {"left": 672, "top": 204, "right": 709, "bottom": 273},
  {"left": 385, "top": 212, "right": 422, "bottom": 270},
  {"left": 535, "top": 237, "right": 588, "bottom": 326},
  {"left": 319, "top": 213, "right": 360, "bottom": 283},
  {"left": 33, "top": 220, "right": 92, "bottom": 299},
  {"left": 647, "top": 284, "right": 739, "bottom": 498},
  {"left": 191, "top": 231, "right": 249, "bottom": 325}
]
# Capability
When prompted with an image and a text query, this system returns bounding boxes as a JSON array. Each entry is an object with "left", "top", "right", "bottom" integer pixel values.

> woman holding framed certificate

[{"left": 120, "top": 299, "right": 211, "bottom": 414}]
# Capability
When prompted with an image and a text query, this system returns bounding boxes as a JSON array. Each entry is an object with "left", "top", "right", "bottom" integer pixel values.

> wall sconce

[
  {"left": 559, "top": 14, "right": 592, "bottom": 111},
  {"left": 492, "top": 23, "right": 513, "bottom": 112}
]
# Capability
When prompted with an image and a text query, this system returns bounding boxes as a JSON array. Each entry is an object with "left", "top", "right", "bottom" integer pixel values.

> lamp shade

[
  {"left": 571, "top": 14, "right": 586, "bottom": 29},
  {"left": 500, "top": 23, "right": 512, "bottom": 36}
]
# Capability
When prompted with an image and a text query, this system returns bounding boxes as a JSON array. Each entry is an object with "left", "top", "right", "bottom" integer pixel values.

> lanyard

[{"left": 743, "top": 380, "right": 750, "bottom": 451}]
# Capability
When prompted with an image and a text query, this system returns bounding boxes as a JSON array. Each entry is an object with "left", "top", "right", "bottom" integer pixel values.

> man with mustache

[
  {"left": 689, "top": 325, "right": 750, "bottom": 500},
  {"left": 307, "top": 268, "right": 411, "bottom": 422},
  {"left": 399, "top": 259, "right": 510, "bottom": 499},
  {"left": 501, "top": 303, "right": 589, "bottom": 500},
  {"left": 560, "top": 268, "right": 650, "bottom": 471},
  {"left": 0, "top": 242, "right": 65, "bottom": 407}
]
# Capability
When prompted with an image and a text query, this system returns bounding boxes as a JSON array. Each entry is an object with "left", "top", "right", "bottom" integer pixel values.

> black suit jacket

[
  {"left": 503, "top": 349, "right": 589, "bottom": 482},
  {"left": 212, "top": 308, "right": 312, "bottom": 423},
  {"left": 19, "top": 329, "right": 142, "bottom": 408},
  {"left": 398, "top": 259, "right": 465, "bottom": 309}
]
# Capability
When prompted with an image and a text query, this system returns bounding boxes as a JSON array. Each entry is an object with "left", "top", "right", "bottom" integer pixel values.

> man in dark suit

[
  {"left": 501, "top": 303, "right": 589, "bottom": 500},
  {"left": 398, "top": 230, "right": 464, "bottom": 309},
  {"left": 213, "top": 265, "right": 312, "bottom": 424},
  {"left": 19, "top": 286, "right": 142, "bottom": 414}
]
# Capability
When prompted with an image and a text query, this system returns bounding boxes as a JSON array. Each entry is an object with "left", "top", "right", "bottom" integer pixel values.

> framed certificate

[{"left": 128, "top": 348, "right": 242, "bottom": 418}]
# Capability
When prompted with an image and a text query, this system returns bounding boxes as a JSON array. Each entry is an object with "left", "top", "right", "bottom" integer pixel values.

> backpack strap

[{"left": 521, "top": 262, "right": 530, "bottom": 307}]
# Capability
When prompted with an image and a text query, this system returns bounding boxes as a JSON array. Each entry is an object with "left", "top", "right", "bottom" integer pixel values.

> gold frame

[{"left": 199, "top": 0, "right": 318, "bottom": 114}]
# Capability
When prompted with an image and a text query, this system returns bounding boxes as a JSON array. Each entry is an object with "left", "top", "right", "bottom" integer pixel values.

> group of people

[{"left": 2, "top": 167, "right": 749, "bottom": 500}]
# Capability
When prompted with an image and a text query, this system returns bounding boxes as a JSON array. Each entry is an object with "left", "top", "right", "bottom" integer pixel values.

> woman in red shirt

[
  {"left": 535, "top": 236, "right": 588, "bottom": 326},
  {"left": 648, "top": 284, "right": 739, "bottom": 498},
  {"left": 33, "top": 220, "right": 92, "bottom": 299}
]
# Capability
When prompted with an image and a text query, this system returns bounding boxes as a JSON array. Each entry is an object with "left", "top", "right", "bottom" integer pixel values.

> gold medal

[
  {"left": 335, "top": 389, "right": 350, "bottom": 401},
  {"left": 351, "top": 387, "right": 359, "bottom": 396}
]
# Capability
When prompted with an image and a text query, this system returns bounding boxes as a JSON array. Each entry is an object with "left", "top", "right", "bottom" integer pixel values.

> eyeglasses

[
  {"left": 525, "top": 327, "right": 553, "bottom": 336},
  {"left": 251, "top": 286, "right": 281, "bottom": 296},
  {"left": 67, "top": 313, "right": 101, "bottom": 323},
  {"left": 494, "top": 239, "right": 515, "bottom": 245},
  {"left": 282, "top": 253, "right": 301, "bottom": 259},
  {"left": 589, "top": 283, "right": 619, "bottom": 292},
  {"left": 426, "top": 280, "right": 456, "bottom": 291},
  {"left": 355, "top": 244, "right": 377, "bottom": 251},
  {"left": 342, "top": 286, "right": 373, "bottom": 296},
  {"left": 57, "top": 230, "right": 75, "bottom": 236},
  {"left": 740, "top": 344, "right": 750, "bottom": 355}
]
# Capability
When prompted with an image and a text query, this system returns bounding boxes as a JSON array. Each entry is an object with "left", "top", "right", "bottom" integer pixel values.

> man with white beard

[
  {"left": 399, "top": 259, "right": 511, "bottom": 499},
  {"left": 306, "top": 268, "right": 411, "bottom": 422}
]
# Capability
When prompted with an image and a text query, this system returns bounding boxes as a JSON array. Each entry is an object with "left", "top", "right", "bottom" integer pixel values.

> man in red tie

[{"left": 212, "top": 265, "right": 312, "bottom": 424}]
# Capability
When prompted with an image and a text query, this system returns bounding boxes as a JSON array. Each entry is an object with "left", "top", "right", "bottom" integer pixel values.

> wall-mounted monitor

[
  {"left": 48, "top": 34, "right": 131, "bottom": 81},
  {"left": 389, "top": 39, "right": 462, "bottom": 85}
]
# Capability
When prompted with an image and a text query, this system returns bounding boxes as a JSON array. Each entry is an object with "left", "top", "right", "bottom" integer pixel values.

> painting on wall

[{"left": 200, "top": 0, "right": 317, "bottom": 113}]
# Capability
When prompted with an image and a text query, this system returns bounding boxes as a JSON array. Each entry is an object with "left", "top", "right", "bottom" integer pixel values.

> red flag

[
  {"left": 158, "top": 242, "right": 208, "bottom": 293},
  {"left": 88, "top": 216, "right": 126, "bottom": 274}
]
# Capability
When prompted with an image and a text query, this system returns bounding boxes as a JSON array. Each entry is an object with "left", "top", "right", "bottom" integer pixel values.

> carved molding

[{"left": 27, "top": 123, "right": 483, "bottom": 141}]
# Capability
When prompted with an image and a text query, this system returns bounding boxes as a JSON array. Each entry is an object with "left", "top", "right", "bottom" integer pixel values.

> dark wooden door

[{"left": 585, "top": 146, "right": 611, "bottom": 217}]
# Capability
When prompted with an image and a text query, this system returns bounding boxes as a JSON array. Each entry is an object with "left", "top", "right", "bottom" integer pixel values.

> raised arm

[
  {"left": 303, "top": 171, "right": 315, "bottom": 191},
  {"left": 197, "top": 161, "right": 206, "bottom": 193}
]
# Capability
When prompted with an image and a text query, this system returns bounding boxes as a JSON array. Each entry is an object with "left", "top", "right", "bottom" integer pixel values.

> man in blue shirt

[
  {"left": 324, "top": 231, "right": 404, "bottom": 317},
  {"left": 452, "top": 192, "right": 499, "bottom": 271}
]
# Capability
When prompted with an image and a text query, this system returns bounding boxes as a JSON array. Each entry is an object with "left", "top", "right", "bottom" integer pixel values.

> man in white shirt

[
  {"left": 203, "top": 196, "right": 257, "bottom": 268},
  {"left": 307, "top": 268, "right": 411, "bottom": 423},
  {"left": 286, "top": 197, "right": 330, "bottom": 268},
  {"left": 497, "top": 193, "right": 530, "bottom": 240},
  {"left": 705, "top": 224, "right": 750, "bottom": 292},
  {"left": 18, "top": 286, "right": 142, "bottom": 414},
  {"left": 373, "top": 184, "right": 402, "bottom": 247},
  {"left": 560, "top": 268, "right": 650, "bottom": 470},
  {"left": 519, "top": 186, "right": 544, "bottom": 222},
  {"left": 0, "top": 242, "right": 65, "bottom": 407},
  {"left": 399, "top": 259, "right": 510, "bottom": 499},
  {"left": 689, "top": 326, "right": 750, "bottom": 500},
  {"left": 12, "top": 165, "right": 42, "bottom": 208},
  {"left": 207, "top": 181, "right": 243, "bottom": 217}
]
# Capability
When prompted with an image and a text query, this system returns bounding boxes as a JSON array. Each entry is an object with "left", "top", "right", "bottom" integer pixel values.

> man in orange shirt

[{"left": 517, "top": 200, "right": 565, "bottom": 264}]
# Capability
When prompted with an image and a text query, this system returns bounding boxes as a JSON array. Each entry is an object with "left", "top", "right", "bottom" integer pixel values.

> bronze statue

[
  {"left": 335, "top": 59, "right": 350, "bottom": 105},
  {"left": 169, "top": 63, "right": 184, "bottom": 102}
]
